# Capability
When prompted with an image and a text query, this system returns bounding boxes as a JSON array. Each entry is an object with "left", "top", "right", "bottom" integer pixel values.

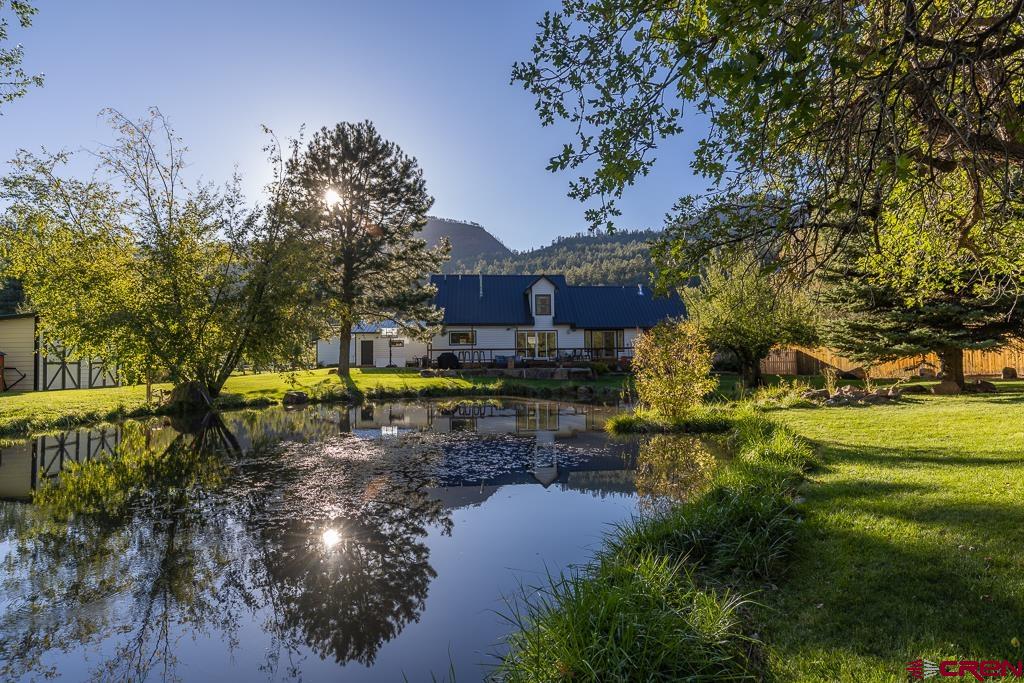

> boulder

[
  {"left": 282, "top": 390, "right": 309, "bottom": 405},
  {"left": 931, "top": 380, "right": 962, "bottom": 395},
  {"left": 166, "top": 381, "right": 212, "bottom": 413},
  {"left": 419, "top": 369, "right": 436, "bottom": 378},
  {"left": 899, "top": 383, "right": 929, "bottom": 394},
  {"left": 576, "top": 385, "right": 595, "bottom": 400},
  {"left": 886, "top": 387, "right": 902, "bottom": 398},
  {"left": 1002, "top": 367, "right": 1018, "bottom": 380}
]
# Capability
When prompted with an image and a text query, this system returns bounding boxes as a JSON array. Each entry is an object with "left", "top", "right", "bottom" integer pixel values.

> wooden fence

[{"left": 760, "top": 346, "right": 1024, "bottom": 378}]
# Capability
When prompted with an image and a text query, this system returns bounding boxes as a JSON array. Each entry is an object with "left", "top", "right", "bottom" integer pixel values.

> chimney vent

[
  {"left": 479, "top": 273, "right": 484, "bottom": 298},
  {"left": 637, "top": 283, "right": 644, "bottom": 296}
]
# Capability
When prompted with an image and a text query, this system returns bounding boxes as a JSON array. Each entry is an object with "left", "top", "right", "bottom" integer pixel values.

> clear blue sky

[{"left": 2, "top": 1, "right": 708, "bottom": 251}]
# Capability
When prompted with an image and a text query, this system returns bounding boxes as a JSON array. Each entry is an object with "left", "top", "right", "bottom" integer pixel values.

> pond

[{"left": 0, "top": 399, "right": 724, "bottom": 682}]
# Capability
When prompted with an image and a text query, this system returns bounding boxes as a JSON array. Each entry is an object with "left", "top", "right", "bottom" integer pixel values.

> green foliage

[
  {"left": 605, "top": 407, "right": 734, "bottom": 435},
  {"left": 820, "top": 243, "right": 1024, "bottom": 387},
  {"left": 514, "top": 0, "right": 1024, "bottom": 295},
  {"left": 680, "top": 249, "right": 817, "bottom": 386},
  {"left": 1, "top": 109, "right": 322, "bottom": 397},
  {"left": 632, "top": 320, "right": 718, "bottom": 421},
  {"left": 286, "top": 121, "right": 449, "bottom": 376},
  {"left": 0, "top": 1, "right": 42, "bottom": 111},
  {"left": 751, "top": 379, "right": 816, "bottom": 410}
]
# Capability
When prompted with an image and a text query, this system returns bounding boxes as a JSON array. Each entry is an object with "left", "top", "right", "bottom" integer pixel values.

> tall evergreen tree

[
  {"left": 820, "top": 256, "right": 1024, "bottom": 389},
  {"left": 286, "top": 121, "right": 448, "bottom": 377}
]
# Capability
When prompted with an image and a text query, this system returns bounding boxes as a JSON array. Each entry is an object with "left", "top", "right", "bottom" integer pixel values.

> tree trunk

[
  {"left": 938, "top": 347, "right": 966, "bottom": 389},
  {"left": 740, "top": 355, "right": 764, "bottom": 387},
  {"left": 337, "top": 321, "right": 353, "bottom": 378}
]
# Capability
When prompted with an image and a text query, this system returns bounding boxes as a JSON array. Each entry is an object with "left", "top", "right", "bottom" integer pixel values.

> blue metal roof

[{"left": 430, "top": 274, "right": 685, "bottom": 328}]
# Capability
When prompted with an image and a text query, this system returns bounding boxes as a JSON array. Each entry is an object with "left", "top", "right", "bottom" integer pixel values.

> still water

[{"left": 0, "top": 399, "right": 720, "bottom": 682}]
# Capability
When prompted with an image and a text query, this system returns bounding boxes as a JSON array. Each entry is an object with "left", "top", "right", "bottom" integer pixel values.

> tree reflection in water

[
  {"left": 633, "top": 434, "right": 723, "bottom": 515},
  {"left": 0, "top": 407, "right": 451, "bottom": 681}
]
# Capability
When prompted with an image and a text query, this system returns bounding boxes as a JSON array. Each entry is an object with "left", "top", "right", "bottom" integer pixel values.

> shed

[{"left": 0, "top": 312, "right": 35, "bottom": 393}]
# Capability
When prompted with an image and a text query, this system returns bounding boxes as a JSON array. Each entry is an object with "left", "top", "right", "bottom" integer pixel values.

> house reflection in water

[
  {"left": 0, "top": 400, "right": 635, "bottom": 506},
  {"left": 0, "top": 425, "right": 126, "bottom": 501}
]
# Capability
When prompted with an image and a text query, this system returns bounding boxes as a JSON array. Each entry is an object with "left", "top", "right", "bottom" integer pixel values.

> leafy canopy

[
  {"left": 514, "top": 0, "right": 1024, "bottom": 290},
  {"left": 678, "top": 249, "right": 817, "bottom": 385},
  {"left": 1, "top": 109, "right": 321, "bottom": 396}
]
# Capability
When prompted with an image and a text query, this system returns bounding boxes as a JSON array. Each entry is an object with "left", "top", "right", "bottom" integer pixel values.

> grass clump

[
  {"left": 501, "top": 553, "right": 754, "bottom": 682},
  {"left": 606, "top": 407, "right": 734, "bottom": 435},
  {"left": 500, "top": 411, "right": 814, "bottom": 680}
]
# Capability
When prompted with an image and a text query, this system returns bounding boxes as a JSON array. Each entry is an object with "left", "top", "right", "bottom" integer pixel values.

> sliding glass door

[{"left": 516, "top": 330, "right": 557, "bottom": 359}]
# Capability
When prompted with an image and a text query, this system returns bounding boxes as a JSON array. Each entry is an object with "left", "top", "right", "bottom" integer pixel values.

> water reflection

[{"left": 0, "top": 400, "right": 721, "bottom": 681}]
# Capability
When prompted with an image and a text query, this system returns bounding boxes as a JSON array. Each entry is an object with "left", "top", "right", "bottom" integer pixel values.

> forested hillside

[{"left": 449, "top": 229, "right": 657, "bottom": 285}]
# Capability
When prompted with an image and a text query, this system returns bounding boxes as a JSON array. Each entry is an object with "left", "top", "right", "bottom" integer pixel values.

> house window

[
  {"left": 449, "top": 330, "right": 476, "bottom": 345},
  {"left": 389, "top": 339, "right": 404, "bottom": 348},
  {"left": 516, "top": 330, "right": 557, "bottom": 358},
  {"left": 534, "top": 294, "right": 552, "bottom": 316},
  {"left": 585, "top": 330, "right": 624, "bottom": 357}
]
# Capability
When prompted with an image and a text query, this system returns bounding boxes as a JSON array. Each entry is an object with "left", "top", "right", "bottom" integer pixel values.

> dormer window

[{"left": 534, "top": 294, "right": 551, "bottom": 316}]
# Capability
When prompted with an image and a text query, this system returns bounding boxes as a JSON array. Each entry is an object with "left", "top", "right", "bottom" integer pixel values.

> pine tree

[
  {"left": 820, "top": 258, "right": 1024, "bottom": 389},
  {"left": 287, "top": 121, "right": 449, "bottom": 377}
]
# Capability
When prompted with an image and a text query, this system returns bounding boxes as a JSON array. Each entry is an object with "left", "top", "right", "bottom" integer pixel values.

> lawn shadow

[{"left": 764, "top": 441, "right": 1024, "bottom": 678}]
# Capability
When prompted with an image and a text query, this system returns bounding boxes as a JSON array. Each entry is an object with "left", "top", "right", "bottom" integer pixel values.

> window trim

[
  {"left": 534, "top": 293, "right": 552, "bottom": 316},
  {"left": 448, "top": 330, "right": 476, "bottom": 345}
]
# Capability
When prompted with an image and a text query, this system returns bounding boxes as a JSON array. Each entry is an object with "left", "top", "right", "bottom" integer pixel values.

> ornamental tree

[
  {"left": 632, "top": 319, "right": 717, "bottom": 419},
  {"left": 1, "top": 109, "right": 321, "bottom": 403},
  {"left": 677, "top": 249, "right": 818, "bottom": 387},
  {"left": 285, "top": 121, "right": 449, "bottom": 377}
]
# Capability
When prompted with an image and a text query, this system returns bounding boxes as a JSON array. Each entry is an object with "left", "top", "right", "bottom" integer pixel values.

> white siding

[
  {"left": 0, "top": 316, "right": 34, "bottom": 393},
  {"left": 316, "top": 333, "right": 427, "bottom": 368}
]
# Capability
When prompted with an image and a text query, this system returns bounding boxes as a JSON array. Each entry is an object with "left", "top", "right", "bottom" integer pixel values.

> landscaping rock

[
  {"left": 1002, "top": 367, "right": 1018, "bottom": 380},
  {"left": 969, "top": 380, "right": 998, "bottom": 394},
  {"left": 886, "top": 387, "right": 902, "bottom": 398},
  {"left": 931, "top": 380, "right": 962, "bottom": 395},
  {"left": 419, "top": 369, "right": 436, "bottom": 378},
  {"left": 282, "top": 390, "right": 309, "bottom": 405},
  {"left": 899, "top": 383, "right": 929, "bottom": 394},
  {"left": 576, "top": 386, "right": 595, "bottom": 400},
  {"left": 801, "top": 389, "right": 830, "bottom": 400}
]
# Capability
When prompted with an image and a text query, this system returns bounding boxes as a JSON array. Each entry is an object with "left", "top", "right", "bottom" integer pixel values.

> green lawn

[
  {"left": 0, "top": 367, "right": 626, "bottom": 437},
  {"left": 761, "top": 392, "right": 1024, "bottom": 681}
]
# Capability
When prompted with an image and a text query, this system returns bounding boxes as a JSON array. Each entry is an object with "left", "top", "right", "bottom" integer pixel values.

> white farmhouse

[{"left": 316, "top": 274, "right": 686, "bottom": 369}]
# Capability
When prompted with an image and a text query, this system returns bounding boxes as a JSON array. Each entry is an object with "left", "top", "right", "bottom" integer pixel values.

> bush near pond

[{"left": 632, "top": 320, "right": 718, "bottom": 421}]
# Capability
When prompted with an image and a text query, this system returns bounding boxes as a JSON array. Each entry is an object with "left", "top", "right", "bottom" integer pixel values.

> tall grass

[{"left": 498, "top": 410, "right": 814, "bottom": 681}]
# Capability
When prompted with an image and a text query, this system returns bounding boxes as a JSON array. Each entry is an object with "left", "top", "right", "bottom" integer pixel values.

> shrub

[{"left": 633, "top": 320, "right": 718, "bottom": 421}]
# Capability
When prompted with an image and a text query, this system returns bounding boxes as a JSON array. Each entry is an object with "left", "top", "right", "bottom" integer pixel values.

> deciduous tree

[
  {"left": 676, "top": 249, "right": 817, "bottom": 387},
  {"left": 1, "top": 109, "right": 320, "bottom": 404},
  {"left": 514, "top": 0, "right": 1024, "bottom": 293}
]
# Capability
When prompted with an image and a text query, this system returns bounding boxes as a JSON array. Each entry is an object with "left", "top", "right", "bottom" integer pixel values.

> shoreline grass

[
  {"left": 499, "top": 408, "right": 816, "bottom": 680},
  {"left": 0, "top": 367, "right": 626, "bottom": 438}
]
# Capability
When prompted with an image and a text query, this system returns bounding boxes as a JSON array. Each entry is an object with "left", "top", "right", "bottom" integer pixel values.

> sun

[
  {"left": 321, "top": 527, "right": 342, "bottom": 548},
  {"left": 323, "top": 188, "right": 342, "bottom": 209}
]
